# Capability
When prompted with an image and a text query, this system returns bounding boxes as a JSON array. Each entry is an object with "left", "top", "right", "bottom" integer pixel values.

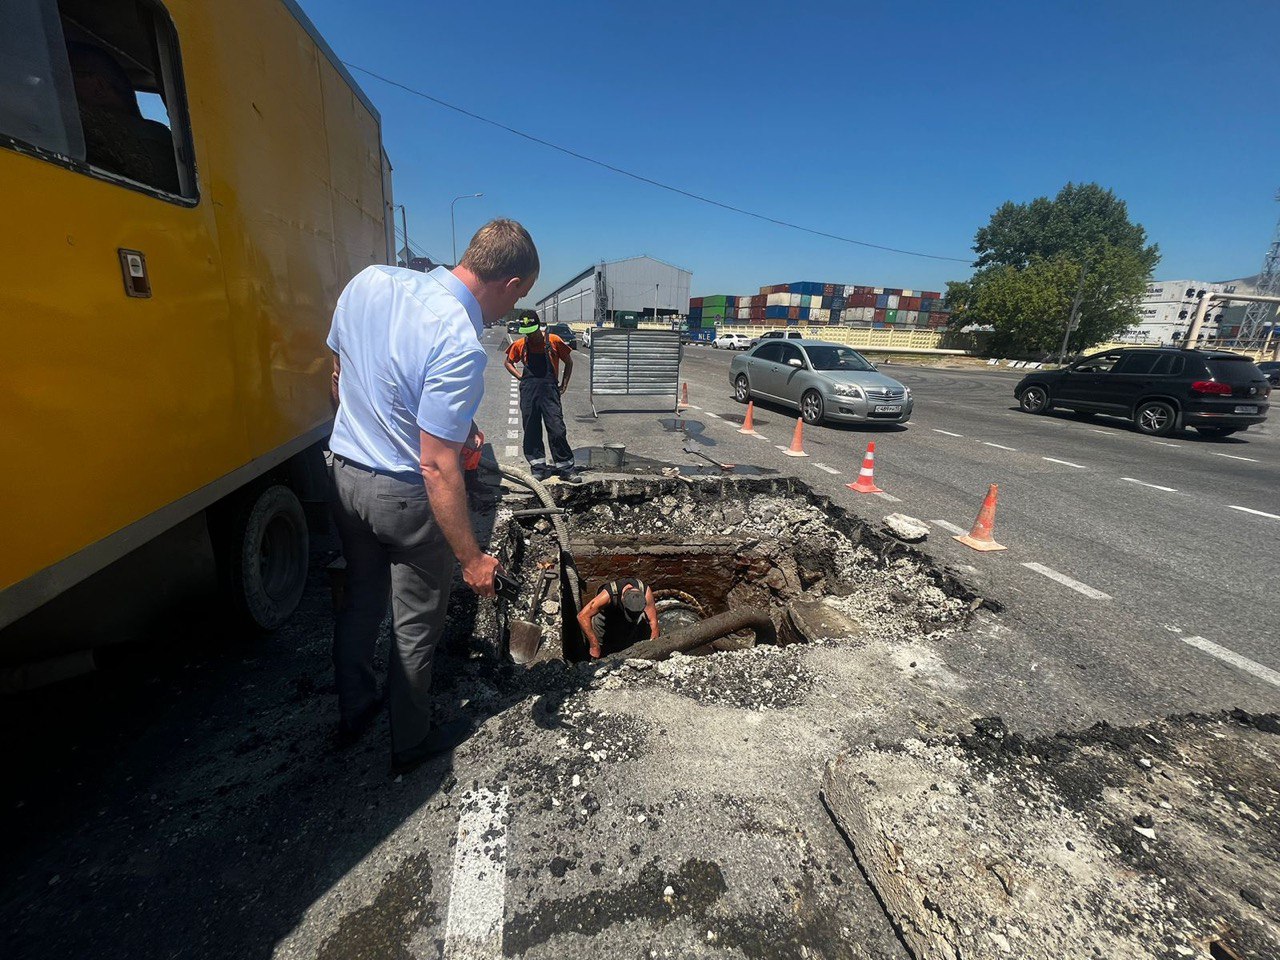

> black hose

[{"left": 612, "top": 608, "right": 775, "bottom": 662}]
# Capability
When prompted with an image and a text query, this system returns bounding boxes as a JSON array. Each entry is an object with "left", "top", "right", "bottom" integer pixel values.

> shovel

[
  {"left": 683, "top": 446, "right": 736, "bottom": 471},
  {"left": 508, "top": 569, "right": 555, "bottom": 664}
]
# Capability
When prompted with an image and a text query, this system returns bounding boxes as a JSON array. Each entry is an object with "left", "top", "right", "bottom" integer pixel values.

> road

[{"left": 3, "top": 331, "right": 1278, "bottom": 960}]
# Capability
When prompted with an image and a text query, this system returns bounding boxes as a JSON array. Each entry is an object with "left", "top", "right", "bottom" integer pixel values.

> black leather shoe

[
  {"left": 333, "top": 696, "right": 384, "bottom": 749},
  {"left": 390, "top": 717, "right": 476, "bottom": 775}
]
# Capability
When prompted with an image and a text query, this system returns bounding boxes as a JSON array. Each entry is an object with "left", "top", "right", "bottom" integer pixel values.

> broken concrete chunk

[{"left": 883, "top": 513, "right": 929, "bottom": 543}]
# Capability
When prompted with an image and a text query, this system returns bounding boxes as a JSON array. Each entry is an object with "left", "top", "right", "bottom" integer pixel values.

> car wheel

[
  {"left": 734, "top": 374, "right": 750, "bottom": 403},
  {"left": 1018, "top": 385, "right": 1050, "bottom": 414},
  {"left": 1195, "top": 426, "right": 1238, "bottom": 439},
  {"left": 1134, "top": 400, "right": 1176, "bottom": 437},
  {"left": 801, "top": 390, "right": 824, "bottom": 424}
]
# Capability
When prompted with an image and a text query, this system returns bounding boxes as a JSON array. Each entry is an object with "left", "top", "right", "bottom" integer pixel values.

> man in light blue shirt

[{"left": 327, "top": 219, "right": 538, "bottom": 772}]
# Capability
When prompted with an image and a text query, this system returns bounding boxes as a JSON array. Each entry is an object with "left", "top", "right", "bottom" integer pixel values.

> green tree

[{"left": 950, "top": 183, "right": 1160, "bottom": 356}]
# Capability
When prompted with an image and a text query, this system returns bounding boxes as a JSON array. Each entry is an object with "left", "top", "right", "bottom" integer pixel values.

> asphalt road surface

[{"left": 3, "top": 330, "right": 1277, "bottom": 960}]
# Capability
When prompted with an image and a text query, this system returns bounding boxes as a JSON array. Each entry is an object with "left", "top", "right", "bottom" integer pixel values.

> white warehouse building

[
  {"left": 1121, "top": 279, "right": 1235, "bottom": 345},
  {"left": 536, "top": 256, "right": 692, "bottom": 326}
]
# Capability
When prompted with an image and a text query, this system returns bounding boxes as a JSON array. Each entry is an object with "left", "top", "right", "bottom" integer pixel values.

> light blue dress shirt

[{"left": 327, "top": 265, "right": 486, "bottom": 474}]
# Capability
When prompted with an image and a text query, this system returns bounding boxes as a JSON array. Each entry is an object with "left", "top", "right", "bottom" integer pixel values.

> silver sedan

[{"left": 729, "top": 339, "right": 913, "bottom": 425}]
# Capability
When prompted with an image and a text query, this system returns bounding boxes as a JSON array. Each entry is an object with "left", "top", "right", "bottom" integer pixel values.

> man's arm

[
  {"left": 504, "top": 358, "right": 523, "bottom": 381},
  {"left": 330, "top": 352, "right": 341, "bottom": 410},
  {"left": 644, "top": 586, "right": 660, "bottom": 640},
  {"left": 576, "top": 590, "right": 610, "bottom": 659},
  {"left": 559, "top": 352, "right": 573, "bottom": 396},
  {"left": 419, "top": 429, "right": 500, "bottom": 598}
]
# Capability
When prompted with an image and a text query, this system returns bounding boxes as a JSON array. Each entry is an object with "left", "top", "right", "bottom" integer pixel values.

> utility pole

[
  {"left": 393, "top": 204, "right": 410, "bottom": 265},
  {"left": 655, "top": 284, "right": 660, "bottom": 327},
  {"left": 1058, "top": 261, "right": 1089, "bottom": 363}
]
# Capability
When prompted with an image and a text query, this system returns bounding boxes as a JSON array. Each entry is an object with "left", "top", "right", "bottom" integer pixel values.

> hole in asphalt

[{"left": 498, "top": 476, "right": 982, "bottom": 665}]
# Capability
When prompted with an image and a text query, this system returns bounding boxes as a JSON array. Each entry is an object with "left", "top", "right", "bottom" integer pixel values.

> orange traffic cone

[
  {"left": 679, "top": 383, "right": 690, "bottom": 409},
  {"left": 738, "top": 401, "right": 759, "bottom": 435},
  {"left": 954, "top": 484, "right": 1007, "bottom": 551},
  {"left": 784, "top": 417, "right": 809, "bottom": 457},
  {"left": 846, "top": 441, "right": 884, "bottom": 494}
]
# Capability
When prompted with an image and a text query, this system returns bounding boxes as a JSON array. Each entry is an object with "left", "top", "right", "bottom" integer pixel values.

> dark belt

[{"left": 332, "top": 452, "right": 420, "bottom": 482}]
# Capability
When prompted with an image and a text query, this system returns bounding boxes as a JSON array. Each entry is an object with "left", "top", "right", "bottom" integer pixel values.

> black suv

[
  {"left": 1014, "top": 348, "right": 1270, "bottom": 438},
  {"left": 547, "top": 322, "right": 578, "bottom": 350},
  {"left": 1259, "top": 360, "right": 1280, "bottom": 387}
]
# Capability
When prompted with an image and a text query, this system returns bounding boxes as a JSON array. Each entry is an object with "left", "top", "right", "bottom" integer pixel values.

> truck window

[{"left": 1, "top": 0, "right": 196, "bottom": 201}]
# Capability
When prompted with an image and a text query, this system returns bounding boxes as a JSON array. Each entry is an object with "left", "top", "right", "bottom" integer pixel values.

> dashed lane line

[
  {"left": 703, "top": 411, "right": 721, "bottom": 420},
  {"left": 1212, "top": 452, "right": 1259, "bottom": 463},
  {"left": 929, "top": 519, "right": 969, "bottom": 536},
  {"left": 813, "top": 463, "right": 841, "bottom": 475},
  {"left": 1150, "top": 441, "right": 1182, "bottom": 448},
  {"left": 507, "top": 417, "right": 519, "bottom": 425},
  {"left": 1227, "top": 505, "right": 1280, "bottom": 520},
  {"left": 1021, "top": 562, "right": 1112, "bottom": 600},
  {"left": 1120, "top": 477, "right": 1177, "bottom": 492},
  {"left": 874, "top": 492, "right": 901, "bottom": 502},
  {"left": 1181, "top": 636, "right": 1280, "bottom": 689},
  {"left": 982, "top": 441, "right": 1018, "bottom": 451},
  {"left": 504, "top": 445, "right": 518, "bottom": 457},
  {"left": 1042, "top": 457, "right": 1087, "bottom": 469},
  {"left": 750, "top": 433, "right": 771, "bottom": 441},
  {"left": 506, "top": 430, "right": 518, "bottom": 440},
  {"left": 932, "top": 429, "right": 964, "bottom": 438},
  {"left": 442, "top": 785, "right": 508, "bottom": 959}
]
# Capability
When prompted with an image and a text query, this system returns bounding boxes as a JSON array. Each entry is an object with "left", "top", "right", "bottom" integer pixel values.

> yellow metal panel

[{"left": 2, "top": 0, "right": 387, "bottom": 602}]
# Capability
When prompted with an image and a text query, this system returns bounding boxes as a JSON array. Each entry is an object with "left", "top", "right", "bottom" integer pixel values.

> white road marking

[
  {"left": 443, "top": 786, "right": 508, "bottom": 959},
  {"left": 684, "top": 404, "right": 701, "bottom": 410},
  {"left": 1021, "top": 562, "right": 1112, "bottom": 600},
  {"left": 929, "top": 519, "right": 969, "bottom": 536},
  {"left": 813, "top": 463, "right": 841, "bottom": 475},
  {"left": 703, "top": 411, "right": 721, "bottom": 420},
  {"left": 751, "top": 433, "right": 770, "bottom": 442},
  {"left": 1042, "top": 457, "right": 1087, "bottom": 469},
  {"left": 874, "top": 492, "right": 901, "bottom": 502},
  {"left": 982, "top": 441, "right": 1018, "bottom": 451},
  {"left": 504, "top": 445, "right": 518, "bottom": 457},
  {"left": 932, "top": 429, "right": 964, "bottom": 438},
  {"left": 1089, "top": 429, "right": 1119, "bottom": 436},
  {"left": 507, "top": 417, "right": 519, "bottom": 425},
  {"left": 506, "top": 430, "right": 518, "bottom": 439},
  {"left": 1150, "top": 441, "right": 1181, "bottom": 448},
  {"left": 1181, "top": 636, "right": 1280, "bottom": 689},
  {"left": 1213, "top": 452, "right": 1259, "bottom": 463},
  {"left": 1227, "top": 505, "right": 1280, "bottom": 520},
  {"left": 1121, "top": 477, "right": 1177, "bottom": 492}
]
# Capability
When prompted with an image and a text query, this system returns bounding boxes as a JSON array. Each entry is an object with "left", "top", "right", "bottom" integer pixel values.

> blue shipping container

[
  {"left": 766, "top": 305, "right": 787, "bottom": 319},
  {"left": 876, "top": 294, "right": 889, "bottom": 309},
  {"left": 799, "top": 307, "right": 810, "bottom": 320}
]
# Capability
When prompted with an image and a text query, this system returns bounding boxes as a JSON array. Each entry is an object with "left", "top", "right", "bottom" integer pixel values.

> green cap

[{"left": 518, "top": 318, "right": 541, "bottom": 335}]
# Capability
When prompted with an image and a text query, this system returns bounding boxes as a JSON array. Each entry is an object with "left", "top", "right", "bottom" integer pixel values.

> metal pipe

[
  {"left": 1183, "top": 293, "right": 1212, "bottom": 350},
  {"left": 509, "top": 507, "right": 566, "bottom": 518},
  {"left": 612, "top": 608, "right": 776, "bottom": 662}
]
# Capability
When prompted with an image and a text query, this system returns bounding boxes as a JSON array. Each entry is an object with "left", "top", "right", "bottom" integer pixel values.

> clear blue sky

[{"left": 302, "top": 0, "right": 1279, "bottom": 305}]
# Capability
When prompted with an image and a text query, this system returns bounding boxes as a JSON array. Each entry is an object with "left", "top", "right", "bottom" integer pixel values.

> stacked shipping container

[{"left": 689, "top": 282, "right": 949, "bottom": 329}]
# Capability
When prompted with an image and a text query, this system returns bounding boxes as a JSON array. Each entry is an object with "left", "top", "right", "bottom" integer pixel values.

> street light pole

[
  {"left": 393, "top": 204, "right": 409, "bottom": 265},
  {"left": 450, "top": 193, "right": 483, "bottom": 265},
  {"left": 655, "top": 284, "right": 660, "bottom": 327},
  {"left": 1058, "top": 261, "right": 1089, "bottom": 364}
]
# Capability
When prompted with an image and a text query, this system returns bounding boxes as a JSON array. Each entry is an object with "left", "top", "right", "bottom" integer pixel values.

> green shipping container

[
  {"left": 702, "top": 295, "right": 729, "bottom": 307},
  {"left": 886, "top": 309, "right": 899, "bottom": 323},
  {"left": 800, "top": 295, "right": 812, "bottom": 307},
  {"left": 700, "top": 317, "right": 718, "bottom": 328}
]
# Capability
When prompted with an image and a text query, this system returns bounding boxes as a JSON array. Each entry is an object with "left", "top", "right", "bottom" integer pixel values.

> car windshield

[{"left": 804, "top": 346, "right": 876, "bottom": 372}]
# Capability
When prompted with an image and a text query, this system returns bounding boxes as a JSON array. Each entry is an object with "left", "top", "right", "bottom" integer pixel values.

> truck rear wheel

[{"left": 214, "top": 484, "right": 309, "bottom": 630}]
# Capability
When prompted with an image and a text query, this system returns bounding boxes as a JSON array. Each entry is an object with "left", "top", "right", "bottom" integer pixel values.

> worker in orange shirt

[{"left": 504, "top": 313, "right": 579, "bottom": 481}]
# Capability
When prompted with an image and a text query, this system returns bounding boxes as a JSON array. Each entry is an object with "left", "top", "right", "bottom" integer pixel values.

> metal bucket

[{"left": 594, "top": 443, "right": 625, "bottom": 468}]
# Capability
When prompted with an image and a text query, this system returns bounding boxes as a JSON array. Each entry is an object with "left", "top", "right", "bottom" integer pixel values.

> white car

[{"left": 714, "top": 333, "right": 751, "bottom": 350}]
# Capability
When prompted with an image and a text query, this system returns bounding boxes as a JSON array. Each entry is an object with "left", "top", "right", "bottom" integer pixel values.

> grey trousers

[{"left": 330, "top": 455, "right": 454, "bottom": 753}]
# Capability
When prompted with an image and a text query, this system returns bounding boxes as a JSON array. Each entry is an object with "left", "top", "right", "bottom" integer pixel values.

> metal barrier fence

[
  {"left": 588, "top": 328, "right": 683, "bottom": 418},
  {"left": 570, "top": 322, "right": 947, "bottom": 351}
]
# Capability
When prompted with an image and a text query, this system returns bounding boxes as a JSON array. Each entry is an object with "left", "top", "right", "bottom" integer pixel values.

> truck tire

[{"left": 215, "top": 484, "right": 309, "bottom": 630}]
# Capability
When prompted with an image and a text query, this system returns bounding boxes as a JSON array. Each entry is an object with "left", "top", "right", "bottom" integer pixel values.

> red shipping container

[
  {"left": 690, "top": 296, "right": 704, "bottom": 307},
  {"left": 853, "top": 285, "right": 872, "bottom": 296},
  {"left": 922, "top": 291, "right": 941, "bottom": 300},
  {"left": 858, "top": 293, "right": 877, "bottom": 308},
  {"left": 905, "top": 297, "right": 921, "bottom": 311},
  {"left": 788, "top": 306, "right": 800, "bottom": 320},
  {"left": 873, "top": 308, "right": 886, "bottom": 322},
  {"left": 823, "top": 283, "right": 835, "bottom": 297}
]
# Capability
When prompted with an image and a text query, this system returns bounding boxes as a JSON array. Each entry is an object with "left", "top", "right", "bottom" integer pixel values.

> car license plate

[
  {"left": 1234, "top": 405, "right": 1258, "bottom": 414},
  {"left": 874, "top": 404, "right": 902, "bottom": 414}
]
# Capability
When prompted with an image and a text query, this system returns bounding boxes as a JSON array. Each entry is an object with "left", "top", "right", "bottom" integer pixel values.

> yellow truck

[{"left": 1, "top": 0, "right": 392, "bottom": 673}]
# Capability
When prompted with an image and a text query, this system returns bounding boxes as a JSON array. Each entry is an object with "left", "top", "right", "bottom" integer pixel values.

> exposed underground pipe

[
  {"left": 480, "top": 458, "right": 582, "bottom": 617},
  {"left": 611, "top": 608, "right": 776, "bottom": 662},
  {"left": 510, "top": 507, "right": 566, "bottom": 518}
]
